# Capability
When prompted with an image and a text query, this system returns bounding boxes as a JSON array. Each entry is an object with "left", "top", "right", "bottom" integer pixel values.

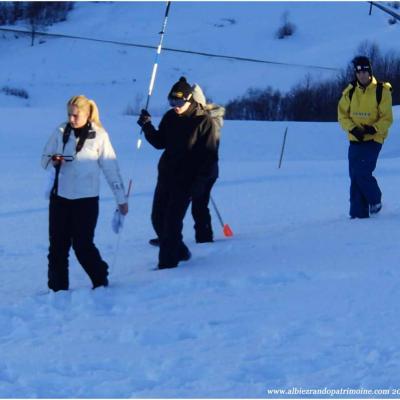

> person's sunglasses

[
  {"left": 355, "top": 65, "right": 370, "bottom": 72},
  {"left": 168, "top": 97, "right": 188, "bottom": 107}
]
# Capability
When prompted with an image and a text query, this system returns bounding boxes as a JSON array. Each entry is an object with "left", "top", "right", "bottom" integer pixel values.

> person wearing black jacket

[{"left": 137, "top": 77, "right": 218, "bottom": 269}]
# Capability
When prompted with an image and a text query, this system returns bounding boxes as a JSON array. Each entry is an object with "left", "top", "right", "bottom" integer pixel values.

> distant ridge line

[{"left": 0, "top": 27, "right": 339, "bottom": 72}]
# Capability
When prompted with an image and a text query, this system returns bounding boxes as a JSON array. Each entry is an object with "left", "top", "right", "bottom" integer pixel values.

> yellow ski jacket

[{"left": 338, "top": 77, "right": 393, "bottom": 144}]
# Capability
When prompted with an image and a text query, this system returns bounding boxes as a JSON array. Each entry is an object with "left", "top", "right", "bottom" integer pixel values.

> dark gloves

[
  {"left": 350, "top": 127, "right": 365, "bottom": 142},
  {"left": 137, "top": 109, "right": 151, "bottom": 128},
  {"left": 362, "top": 125, "right": 377, "bottom": 135},
  {"left": 350, "top": 125, "right": 377, "bottom": 142}
]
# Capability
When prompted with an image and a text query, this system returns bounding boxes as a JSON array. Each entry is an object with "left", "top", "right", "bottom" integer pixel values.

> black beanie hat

[
  {"left": 352, "top": 56, "right": 372, "bottom": 75},
  {"left": 168, "top": 76, "right": 192, "bottom": 100}
]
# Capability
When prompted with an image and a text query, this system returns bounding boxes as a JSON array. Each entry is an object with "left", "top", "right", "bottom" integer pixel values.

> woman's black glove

[{"left": 137, "top": 109, "right": 151, "bottom": 127}]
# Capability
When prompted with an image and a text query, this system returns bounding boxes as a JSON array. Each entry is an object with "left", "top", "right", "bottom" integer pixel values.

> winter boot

[
  {"left": 179, "top": 246, "right": 192, "bottom": 262},
  {"left": 149, "top": 238, "right": 160, "bottom": 247},
  {"left": 92, "top": 277, "right": 108, "bottom": 290},
  {"left": 196, "top": 237, "right": 213, "bottom": 244},
  {"left": 195, "top": 225, "right": 213, "bottom": 243},
  {"left": 370, "top": 202, "right": 382, "bottom": 215},
  {"left": 158, "top": 263, "right": 178, "bottom": 270}
]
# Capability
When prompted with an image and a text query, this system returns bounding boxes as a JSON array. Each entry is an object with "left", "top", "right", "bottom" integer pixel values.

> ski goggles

[
  {"left": 355, "top": 65, "right": 371, "bottom": 73},
  {"left": 168, "top": 96, "right": 189, "bottom": 107}
]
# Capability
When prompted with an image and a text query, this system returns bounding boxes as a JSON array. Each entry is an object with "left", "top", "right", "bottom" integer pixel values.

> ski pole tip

[
  {"left": 137, "top": 138, "right": 142, "bottom": 149},
  {"left": 223, "top": 224, "right": 233, "bottom": 237}
]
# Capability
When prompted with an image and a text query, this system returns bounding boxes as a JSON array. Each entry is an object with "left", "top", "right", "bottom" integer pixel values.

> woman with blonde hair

[{"left": 41, "top": 95, "right": 128, "bottom": 291}]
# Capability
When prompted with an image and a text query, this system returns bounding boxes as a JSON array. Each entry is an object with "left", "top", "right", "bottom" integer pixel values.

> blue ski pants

[{"left": 348, "top": 140, "right": 382, "bottom": 218}]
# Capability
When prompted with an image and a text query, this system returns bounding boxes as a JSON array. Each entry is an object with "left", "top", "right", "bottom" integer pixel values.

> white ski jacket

[{"left": 41, "top": 123, "right": 127, "bottom": 204}]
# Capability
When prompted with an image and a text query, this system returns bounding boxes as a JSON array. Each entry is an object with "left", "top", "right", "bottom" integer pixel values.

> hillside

[
  {"left": 1, "top": 2, "right": 400, "bottom": 398},
  {"left": 2, "top": 107, "right": 400, "bottom": 396},
  {"left": 0, "top": 1, "right": 398, "bottom": 114}
]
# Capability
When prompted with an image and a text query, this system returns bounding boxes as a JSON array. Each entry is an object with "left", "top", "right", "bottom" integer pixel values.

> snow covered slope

[
  {"left": 2, "top": 2, "right": 400, "bottom": 398},
  {"left": 0, "top": 1, "right": 398, "bottom": 114},
  {"left": 1, "top": 106, "right": 400, "bottom": 396}
]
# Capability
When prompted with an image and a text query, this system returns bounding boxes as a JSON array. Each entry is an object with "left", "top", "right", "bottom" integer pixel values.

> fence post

[{"left": 278, "top": 126, "right": 288, "bottom": 169}]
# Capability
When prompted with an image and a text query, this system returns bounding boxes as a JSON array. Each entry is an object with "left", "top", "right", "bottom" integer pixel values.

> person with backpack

[
  {"left": 190, "top": 84, "right": 225, "bottom": 242},
  {"left": 148, "top": 84, "right": 225, "bottom": 245},
  {"left": 338, "top": 56, "right": 393, "bottom": 219},
  {"left": 41, "top": 95, "right": 128, "bottom": 291},
  {"left": 137, "top": 77, "right": 218, "bottom": 269}
]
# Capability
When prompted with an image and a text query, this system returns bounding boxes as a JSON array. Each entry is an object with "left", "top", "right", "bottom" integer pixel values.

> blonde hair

[{"left": 67, "top": 95, "right": 102, "bottom": 128}]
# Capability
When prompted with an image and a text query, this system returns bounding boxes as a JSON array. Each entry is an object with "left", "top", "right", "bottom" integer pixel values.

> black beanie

[
  {"left": 168, "top": 76, "right": 192, "bottom": 100},
  {"left": 352, "top": 56, "right": 372, "bottom": 75}
]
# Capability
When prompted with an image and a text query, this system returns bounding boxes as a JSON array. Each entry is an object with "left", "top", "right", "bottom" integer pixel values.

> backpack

[
  {"left": 192, "top": 84, "right": 225, "bottom": 141},
  {"left": 348, "top": 80, "right": 391, "bottom": 106}
]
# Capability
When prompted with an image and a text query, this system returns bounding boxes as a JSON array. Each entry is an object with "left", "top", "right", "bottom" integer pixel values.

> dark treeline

[
  {"left": 225, "top": 42, "right": 400, "bottom": 122},
  {"left": 0, "top": 2, "right": 73, "bottom": 27}
]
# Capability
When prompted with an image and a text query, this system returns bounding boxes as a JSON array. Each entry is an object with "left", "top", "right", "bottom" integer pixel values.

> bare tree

[{"left": 275, "top": 11, "right": 296, "bottom": 39}]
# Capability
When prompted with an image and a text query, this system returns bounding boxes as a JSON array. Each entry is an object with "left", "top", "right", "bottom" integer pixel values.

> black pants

[
  {"left": 48, "top": 195, "right": 108, "bottom": 291},
  {"left": 191, "top": 176, "right": 217, "bottom": 242},
  {"left": 151, "top": 179, "right": 191, "bottom": 267}
]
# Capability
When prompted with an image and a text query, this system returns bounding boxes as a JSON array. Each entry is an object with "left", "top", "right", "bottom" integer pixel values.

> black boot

[
  {"left": 92, "top": 276, "right": 109, "bottom": 290},
  {"left": 195, "top": 224, "right": 213, "bottom": 243},
  {"left": 196, "top": 237, "right": 213, "bottom": 244},
  {"left": 179, "top": 246, "right": 192, "bottom": 261},
  {"left": 149, "top": 238, "right": 160, "bottom": 247},
  {"left": 158, "top": 263, "right": 178, "bottom": 270}
]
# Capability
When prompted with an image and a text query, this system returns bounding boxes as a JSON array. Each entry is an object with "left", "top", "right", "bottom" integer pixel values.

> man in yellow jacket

[{"left": 338, "top": 56, "right": 393, "bottom": 219}]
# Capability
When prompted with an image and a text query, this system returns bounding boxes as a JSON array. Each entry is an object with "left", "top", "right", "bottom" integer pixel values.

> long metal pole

[
  {"left": 278, "top": 126, "right": 288, "bottom": 169},
  {"left": 369, "top": 1, "right": 400, "bottom": 21},
  {"left": 137, "top": 1, "right": 171, "bottom": 149},
  {"left": 210, "top": 195, "right": 233, "bottom": 237},
  {"left": 210, "top": 195, "right": 224, "bottom": 228}
]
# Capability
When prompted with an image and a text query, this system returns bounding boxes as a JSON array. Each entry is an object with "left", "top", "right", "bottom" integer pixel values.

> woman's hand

[
  {"left": 51, "top": 154, "right": 65, "bottom": 167},
  {"left": 118, "top": 202, "right": 129, "bottom": 215}
]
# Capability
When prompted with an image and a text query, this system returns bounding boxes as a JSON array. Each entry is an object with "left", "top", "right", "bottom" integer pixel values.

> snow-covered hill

[
  {"left": 2, "top": 106, "right": 400, "bottom": 396},
  {"left": 2, "top": 2, "right": 400, "bottom": 398},
  {"left": 0, "top": 1, "right": 398, "bottom": 114}
]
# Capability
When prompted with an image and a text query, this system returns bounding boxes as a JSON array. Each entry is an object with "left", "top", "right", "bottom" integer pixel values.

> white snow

[
  {"left": 0, "top": 1, "right": 398, "bottom": 114},
  {"left": 1, "top": 2, "right": 400, "bottom": 398}
]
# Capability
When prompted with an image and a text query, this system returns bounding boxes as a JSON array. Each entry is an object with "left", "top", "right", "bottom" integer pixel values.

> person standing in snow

[
  {"left": 148, "top": 83, "right": 225, "bottom": 245},
  {"left": 41, "top": 95, "right": 128, "bottom": 291},
  {"left": 338, "top": 56, "right": 393, "bottom": 219},
  {"left": 137, "top": 77, "right": 218, "bottom": 269},
  {"left": 187, "top": 84, "right": 224, "bottom": 243}
]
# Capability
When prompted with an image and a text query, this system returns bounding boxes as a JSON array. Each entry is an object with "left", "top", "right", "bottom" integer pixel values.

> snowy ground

[
  {"left": 1, "top": 107, "right": 400, "bottom": 397},
  {"left": 2, "top": 1, "right": 400, "bottom": 398}
]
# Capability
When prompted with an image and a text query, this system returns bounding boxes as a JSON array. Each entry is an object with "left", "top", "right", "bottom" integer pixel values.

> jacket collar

[{"left": 356, "top": 75, "right": 377, "bottom": 90}]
